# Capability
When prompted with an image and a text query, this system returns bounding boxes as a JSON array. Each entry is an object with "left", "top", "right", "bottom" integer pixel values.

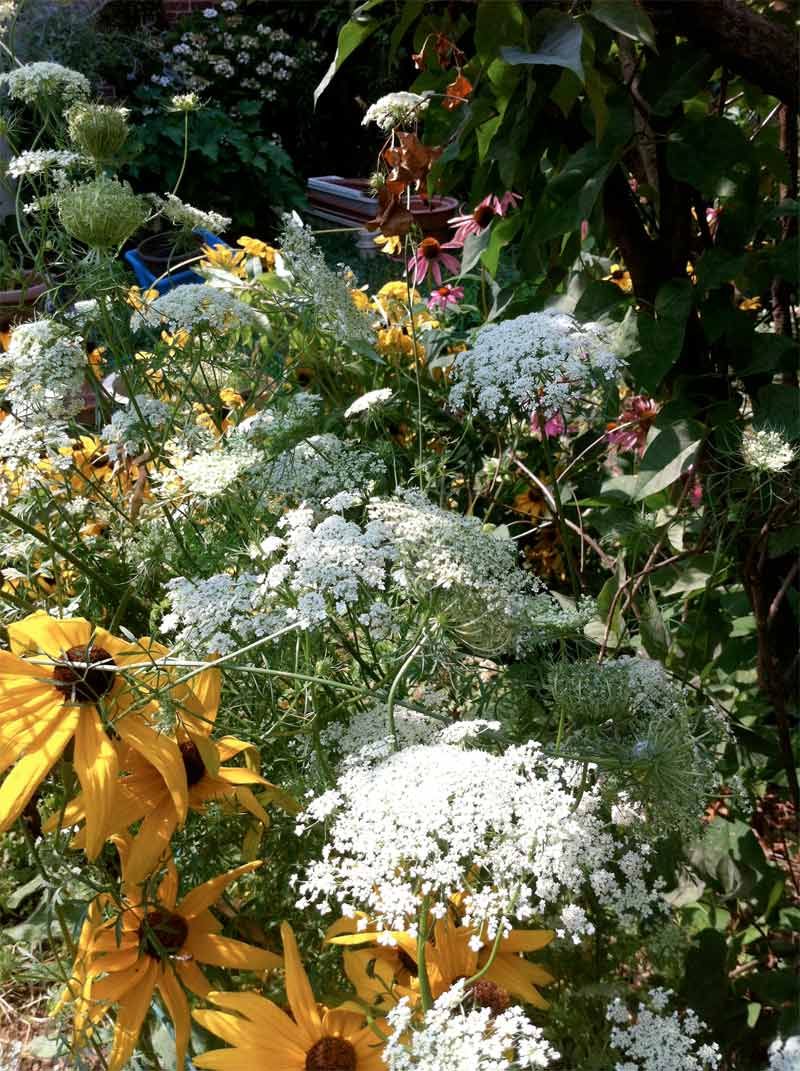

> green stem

[
  {"left": 538, "top": 409, "right": 582, "bottom": 598},
  {"left": 385, "top": 626, "right": 429, "bottom": 749},
  {"left": 416, "top": 894, "right": 434, "bottom": 1012}
]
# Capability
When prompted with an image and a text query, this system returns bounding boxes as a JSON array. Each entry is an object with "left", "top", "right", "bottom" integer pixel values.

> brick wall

[{"left": 162, "top": 0, "right": 211, "bottom": 22}]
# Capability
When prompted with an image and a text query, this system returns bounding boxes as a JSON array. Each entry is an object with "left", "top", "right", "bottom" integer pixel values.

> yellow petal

[
  {"left": 177, "top": 860, "right": 261, "bottom": 919},
  {"left": 194, "top": 1048, "right": 298, "bottom": 1070},
  {"left": 202, "top": 991, "right": 306, "bottom": 1051},
  {"left": 184, "top": 932, "right": 281, "bottom": 972},
  {"left": 74, "top": 706, "right": 118, "bottom": 859},
  {"left": 157, "top": 966, "right": 190, "bottom": 1070},
  {"left": 107, "top": 959, "right": 158, "bottom": 1071},
  {"left": 8, "top": 613, "right": 90, "bottom": 658},
  {"left": 501, "top": 929, "right": 555, "bottom": 954},
  {"left": 0, "top": 706, "right": 81, "bottom": 831},
  {"left": 280, "top": 921, "right": 322, "bottom": 1048},
  {"left": 124, "top": 799, "right": 179, "bottom": 887},
  {"left": 115, "top": 717, "right": 187, "bottom": 823}
]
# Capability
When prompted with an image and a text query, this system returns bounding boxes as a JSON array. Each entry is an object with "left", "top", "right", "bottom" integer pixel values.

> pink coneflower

[
  {"left": 531, "top": 410, "right": 566, "bottom": 439},
  {"left": 427, "top": 284, "right": 464, "bottom": 311},
  {"left": 447, "top": 192, "right": 521, "bottom": 247},
  {"left": 606, "top": 394, "right": 658, "bottom": 455},
  {"left": 407, "top": 236, "right": 461, "bottom": 286}
]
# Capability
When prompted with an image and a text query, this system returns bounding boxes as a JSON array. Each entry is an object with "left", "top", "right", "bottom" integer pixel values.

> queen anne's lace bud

[{"left": 741, "top": 425, "right": 796, "bottom": 474}]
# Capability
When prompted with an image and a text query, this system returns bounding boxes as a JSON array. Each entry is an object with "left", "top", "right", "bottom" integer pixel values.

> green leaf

[
  {"left": 695, "top": 248, "right": 746, "bottom": 292},
  {"left": 501, "top": 13, "right": 584, "bottom": 83},
  {"left": 476, "top": 0, "right": 526, "bottom": 64},
  {"left": 631, "top": 278, "right": 694, "bottom": 391},
  {"left": 531, "top": 143, "right": 615, "bottom": 241},
  {"left": 754, "top": 384, "right": 800, "bottom": 440},
  {"left": 666, "top": 116, "right": 752, "bottom": 198},
  {"left": 642, "top": 44, "right": 717, "bottom": 118},
  {"left": 585, "top": 67, "right": 609, "bottom": 143},
  {"left": 459, "top": 227, "right": 493, "bottom": 275},
  {"left": 640, "top": 583, "right": 670, "bottom": 659},
  {"left": 482, "top": 213, "right": 522, "bottom": 276},
  {"left": 389, "top": 0, "right": 424, "bottom": 64},
  {"left": 314, "top": 14, "right": 381, "bottom": 105},
  {"left": 574, "top": 279, "right": 630, "bottom": 321},
  {"left": 634, "top": 419, "right": 703, "bottom": 501},
  {"left": 589, "top": 0, "right": 656, "bottom": 49}
]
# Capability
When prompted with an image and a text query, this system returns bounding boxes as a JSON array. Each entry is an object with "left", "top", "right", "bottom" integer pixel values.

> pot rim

[{"left": 0, "top": 277, "right": 48, "bottom": 303}]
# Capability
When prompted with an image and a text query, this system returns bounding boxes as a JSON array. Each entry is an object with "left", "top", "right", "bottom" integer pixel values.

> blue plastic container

[{"left": 123, "top": 228, "right": 232, "bottom": 295}]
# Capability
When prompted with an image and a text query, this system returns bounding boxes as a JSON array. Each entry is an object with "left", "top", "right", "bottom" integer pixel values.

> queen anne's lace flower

[
  {"left": 161, "top": 572, "right": 287, "bottom": 655},
  {"left": 6, "top": 149, "right": 82, "bottom": 179},
  {"left": 449, "top": 309, "right": 621, "bottom": 419},
  {"left": 344, "top": 387, "right": 393, "bottom": 419},
  {"left": 296, "top": 739, "right": 666, "bottom": 939},
  {"left": 101, "top": 397, "right": 172, "bottom": 460},
  {"left": 368, "top": 491, "right": 584, "bottom": 654},
  {"left": 741, "top": 425, "right": 796, "bottom": 474},
  {"left": 362, "top": 91, "right": 430, "bottom": 131},
  {"left": 0, "top": 61, "right": 89, "bottom": 105},
  {"left": 3, "top": 319, "right": 86, "bottom": 423},
  {"left": 156, "top": 192, "right": 231, "bottom": 234},
  {"left": 606, "top": 989, "right": 721, "bottom": 1070},
  {"left": 321, "top": 702, "right": 440, "bottom": 767},
  {"left": 768, "top": 1036, "right": 800, "bottom": 1071},
  {"left": 384, "top": 982, "right": 560, "bottom": 1070},
  {"left": 262, "top": 434, "right": 384, "bottom": 504},
  {"left": 261, "top": 507, "right": 394, "bottom": 626},
  {"left": 130, "top": 283, "right": 262, "bottom": 333}
]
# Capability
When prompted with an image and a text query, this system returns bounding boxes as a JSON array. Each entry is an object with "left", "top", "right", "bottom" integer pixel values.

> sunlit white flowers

[
  {"left": 385, "top": 982, "right": 560, "bottom": 1070},
  {"left": 157, "top": 192, "right": 231, "bottom": 234},
  {"left": 0, "top": 61, "right": 89, "bottom": 105},
  {"left": 2, "top": 319, "right": 86, "bottom": 424},
  {"left": 296, "top": 739, "right": 666, "bottom": 939},
  {"left": 450, "top": 309, "right": 621, "bottom": 419},
  {"left": 362, "top": 91, "right": 430, "bottom": 131},
  {"left": 607, "top": 989, "right": 721, "bottom": 1070},
  {"left": 344, "top": 387, "right": 394, "bottom": 419},
  {"left": 130, "top": 283, "right": 261, "bottom": 332},
  {"left": 741, "top": 425, "right": 796, "bottom": 474}
]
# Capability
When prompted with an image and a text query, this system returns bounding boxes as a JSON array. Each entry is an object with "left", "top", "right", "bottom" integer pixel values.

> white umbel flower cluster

[
  {"left": 384, "top": 982, "right": 560, "bottom": 1071},
  {"left": 296, "top": 739, "right": 666, "bottom": 940},
  {"left": 3, "top": 319, "right": 86, "bottom": 424},
  {"left": 161, "top": 572, "right": 285, "bottom": 655},
  {"left": 6, "top": 149, "right": 82, "bottom": 179},
  {"left": 768, "top": 1036, "right": 800, "bottom": 1071},
  {"left": 320, "top": 702, "right": 440, "bottom": 767},
  {"left": 261, "top": 506, "right": 394, "bottom": 626},
  {"left": 278, "top": 214, "right": 372, "bottom": 345},
  {"left": 741, "top": 425, "right": 796, "bottom": 474},
  {"left": 130, "top": 283, "right": 262, "bottom": 333},
  {"left": 156, "top": 192, "right": 231, "bottom": 234},
  {"left": 0, "top": 61, "right": 89, "bottom": 105},
  {"left": 362, "top": 91, "right": 430, "bottom": 131},
  {"left": 368, "top": 491, "right": 582, "bottom": 654},
  {"left": 607, "top": 989, "right": 722, "bottom": 1071},
  {"left": 100, "top": 396, "right": 172, "bottom": 459},
  {"left": 344, "top": 387, "right": 393, "bottom": 419},
  {"left": 449, "top": 309, "right": 621, "bottom": 419},
  {"left": 263, "top": 434, "right": 384, "bottom": 504}
]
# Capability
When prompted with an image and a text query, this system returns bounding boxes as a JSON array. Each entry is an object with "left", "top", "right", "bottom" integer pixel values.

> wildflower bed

[{"left": 0, "top": 21, "right": 797, "bottom": 1071}]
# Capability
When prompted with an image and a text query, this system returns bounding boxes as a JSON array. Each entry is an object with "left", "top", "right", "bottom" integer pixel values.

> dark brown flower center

[
  {"left": 473, "top": 204, "right": 496, "bottom": 227},
  {"left": 468, "top": 979, "right": 511, "bottom": 1016},
  {"left": 397, "top": 948, "right": 418, "bottom": 976},
  {"left": 305, "top": 1036, "right": 357, "bottom": 1071},
  {"left": 53, "top": 645, "right": 116, "bottom": 703},
  {"left": 179, "top": 740, "right": 207, "bottom": 788},
  {"left": 138, "top": 908, "right": 189, "bottom": 959},
  {"left": 420, "top": 238, "right": 441, "bottom": 260}
]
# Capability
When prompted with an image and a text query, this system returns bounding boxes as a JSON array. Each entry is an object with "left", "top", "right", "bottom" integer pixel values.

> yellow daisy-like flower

[
  {"left": 193, "top": 922, "right": 385, "bottom": 1071},
  {"left": 375, "top": 325, "right": 425, "bottom": 364},
  {"left": 60, "top": 854, "right": 280, "bottom": 1071},
  {"left": 0, "top": 613, "right": 201, "bottom": 858},
  {"left": 374, "top": 280, "right": 421, "bottom": 324},
  {"left": 236, "top": 235, "right": 277, "bottom": 270},
  {"left": 603, "top": 264, "right": 633, "bottom": 293},
  {"left": 330, "top": 909, "right": 554, "bottom": 1013},
  {"left": 201, "top": 243, "right": 247, "bottom": 278},
  {"left": 50, "top": 706, "right": 286, "bottom": 885},
  {"left": 513, "top": 484, "right": 550, "bottom": 521},
  {"left": 350, "top": 288, "right": 372, "bottom": 312},
  {"left": 373, "top": 234, "right": 402, "bottom": 256},
  {"left": 126, "top": 286, "right": 159, "bottom": 314},
  {"left": 739, "top": 296, "right": 761, "bottom": 311}
]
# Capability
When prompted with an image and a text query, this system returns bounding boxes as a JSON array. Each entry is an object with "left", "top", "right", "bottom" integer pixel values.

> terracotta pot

[
  {"left": 0, "top": 277, "right": 48, "bottom": 330},
  {"left": 135, "top": 231, "right": 202, "bottom": 278},
  {"left": 307, "top": 176, "right": 459, "bottom": 242}
]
